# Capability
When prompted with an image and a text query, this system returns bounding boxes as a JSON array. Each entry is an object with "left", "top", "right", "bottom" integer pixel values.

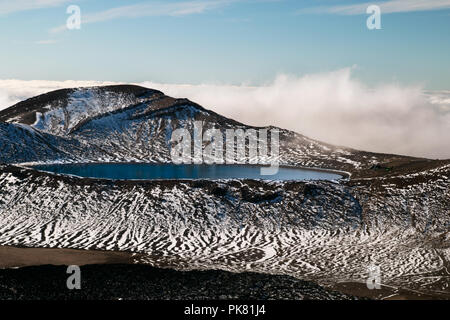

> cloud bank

[{"left": 0, "top": 70, "right": 449, "bottom": 159}]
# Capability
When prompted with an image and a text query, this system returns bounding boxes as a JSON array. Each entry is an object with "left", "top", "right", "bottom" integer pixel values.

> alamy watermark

[
  {"left": 64, "top": 4, "right": 380, "bottom": 32},
  {"left": 66, "top": 5, "right": 81, "bottom": 30},
  {"left": 66, "top": 265, "right": 81, "bottom": 290},
  {"left": 366, "top": 264, "right": 381, "bottom": 289},
  {"left": 367, "top": 5, "right": 381, "bottom": 30},
  {"left": 170, "top": 121, "right": 280, "bottom": 175}
]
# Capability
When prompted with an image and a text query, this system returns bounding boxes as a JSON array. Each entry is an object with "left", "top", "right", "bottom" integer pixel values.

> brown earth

[
  {"left": 331, "top": 282, "right": 450, "bottom": 300},
  {"left": 0, "top": 245, "right": 135, "bottom": 269}
]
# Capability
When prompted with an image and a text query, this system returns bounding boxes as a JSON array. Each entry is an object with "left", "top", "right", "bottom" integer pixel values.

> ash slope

[{"left": 0, "top": 85, "right": 449, "bottom": 298}]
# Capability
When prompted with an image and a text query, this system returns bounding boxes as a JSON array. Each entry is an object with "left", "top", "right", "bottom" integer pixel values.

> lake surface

[{"left": 31, "top": 163, "right": 343, "bottom": 181}]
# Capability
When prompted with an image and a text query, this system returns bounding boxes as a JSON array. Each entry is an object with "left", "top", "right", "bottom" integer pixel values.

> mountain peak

[
  {"left": 0, "top": 85, "right": 163, "bottom": 126},
  {"left": 1, "top": 84, "right": 443, "bottom": 179}
]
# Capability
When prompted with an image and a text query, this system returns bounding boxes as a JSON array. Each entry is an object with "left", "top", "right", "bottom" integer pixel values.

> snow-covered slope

[
  {"left": 0, "top": 85, "right": 448, "bottom": 298},
  {"left": 0, "top": 85, "right": 424, "bottom": 174}
]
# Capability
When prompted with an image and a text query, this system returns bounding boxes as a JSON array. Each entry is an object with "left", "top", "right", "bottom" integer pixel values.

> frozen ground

[{"left": 0, "top": 85, "right": 448, "bottom": 298}]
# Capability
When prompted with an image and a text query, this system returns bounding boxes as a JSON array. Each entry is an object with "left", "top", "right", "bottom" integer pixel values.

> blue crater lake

[{"left": 30, "top": 163, "right": 343, "bottom": 181}]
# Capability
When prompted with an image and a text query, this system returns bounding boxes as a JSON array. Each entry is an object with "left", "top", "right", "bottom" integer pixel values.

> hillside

[{"left": 0, "top": 85, "right": 448, "bottom": 299}]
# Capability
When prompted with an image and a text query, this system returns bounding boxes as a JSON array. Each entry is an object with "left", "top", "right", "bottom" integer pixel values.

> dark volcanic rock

[{"left": 0, "top": 264, "right": 358, "bottom": 300}]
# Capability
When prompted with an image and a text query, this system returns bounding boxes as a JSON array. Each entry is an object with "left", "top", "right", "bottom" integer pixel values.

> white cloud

[
  {"left": 0, "top": 0, "right": 71, "bottom": 15},
  {"left": 51, "top": 0, "right": 239, "bottom": 33},
  {"left": 300, "top": 0, "right": 450, "bottom": 15},
  {"left": 0, "top": 79, "right": 118, "bottom": 108},
  {"left": 1, "top": 71, "right": 449, "bottom": 159},
  {"left": 142, "top": 70, "right": 450, "bottom": 159}
]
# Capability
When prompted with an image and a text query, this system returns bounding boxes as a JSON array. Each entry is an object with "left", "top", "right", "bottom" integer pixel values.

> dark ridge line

[
  {"left": 68, "top": 95, "right": 263, "bottom": 135},
  {"left": 0, "top": 85, "right": 163, "bottom": 125}
]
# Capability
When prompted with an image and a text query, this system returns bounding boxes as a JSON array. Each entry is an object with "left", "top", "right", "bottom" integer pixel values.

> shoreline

[{"left": 14, "top": 161, "right": 351, "bottom": 181}]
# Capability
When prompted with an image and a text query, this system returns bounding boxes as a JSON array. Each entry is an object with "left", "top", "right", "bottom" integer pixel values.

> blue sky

[{"left": 0, "top": 0, "right": 450, "bottom": 89}]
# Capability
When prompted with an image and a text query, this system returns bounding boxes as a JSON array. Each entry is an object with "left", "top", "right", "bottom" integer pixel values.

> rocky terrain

[
  {"left": 0, "top": 85, "right": 449, "bottom": 299},
  {"left": 0, "top": 263, "right": 357, "bottom": 300}
]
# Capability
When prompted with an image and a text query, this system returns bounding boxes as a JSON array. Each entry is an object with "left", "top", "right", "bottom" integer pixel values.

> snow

[{"left": 0, "top": 85, "right": 448, "bottom": 296}]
